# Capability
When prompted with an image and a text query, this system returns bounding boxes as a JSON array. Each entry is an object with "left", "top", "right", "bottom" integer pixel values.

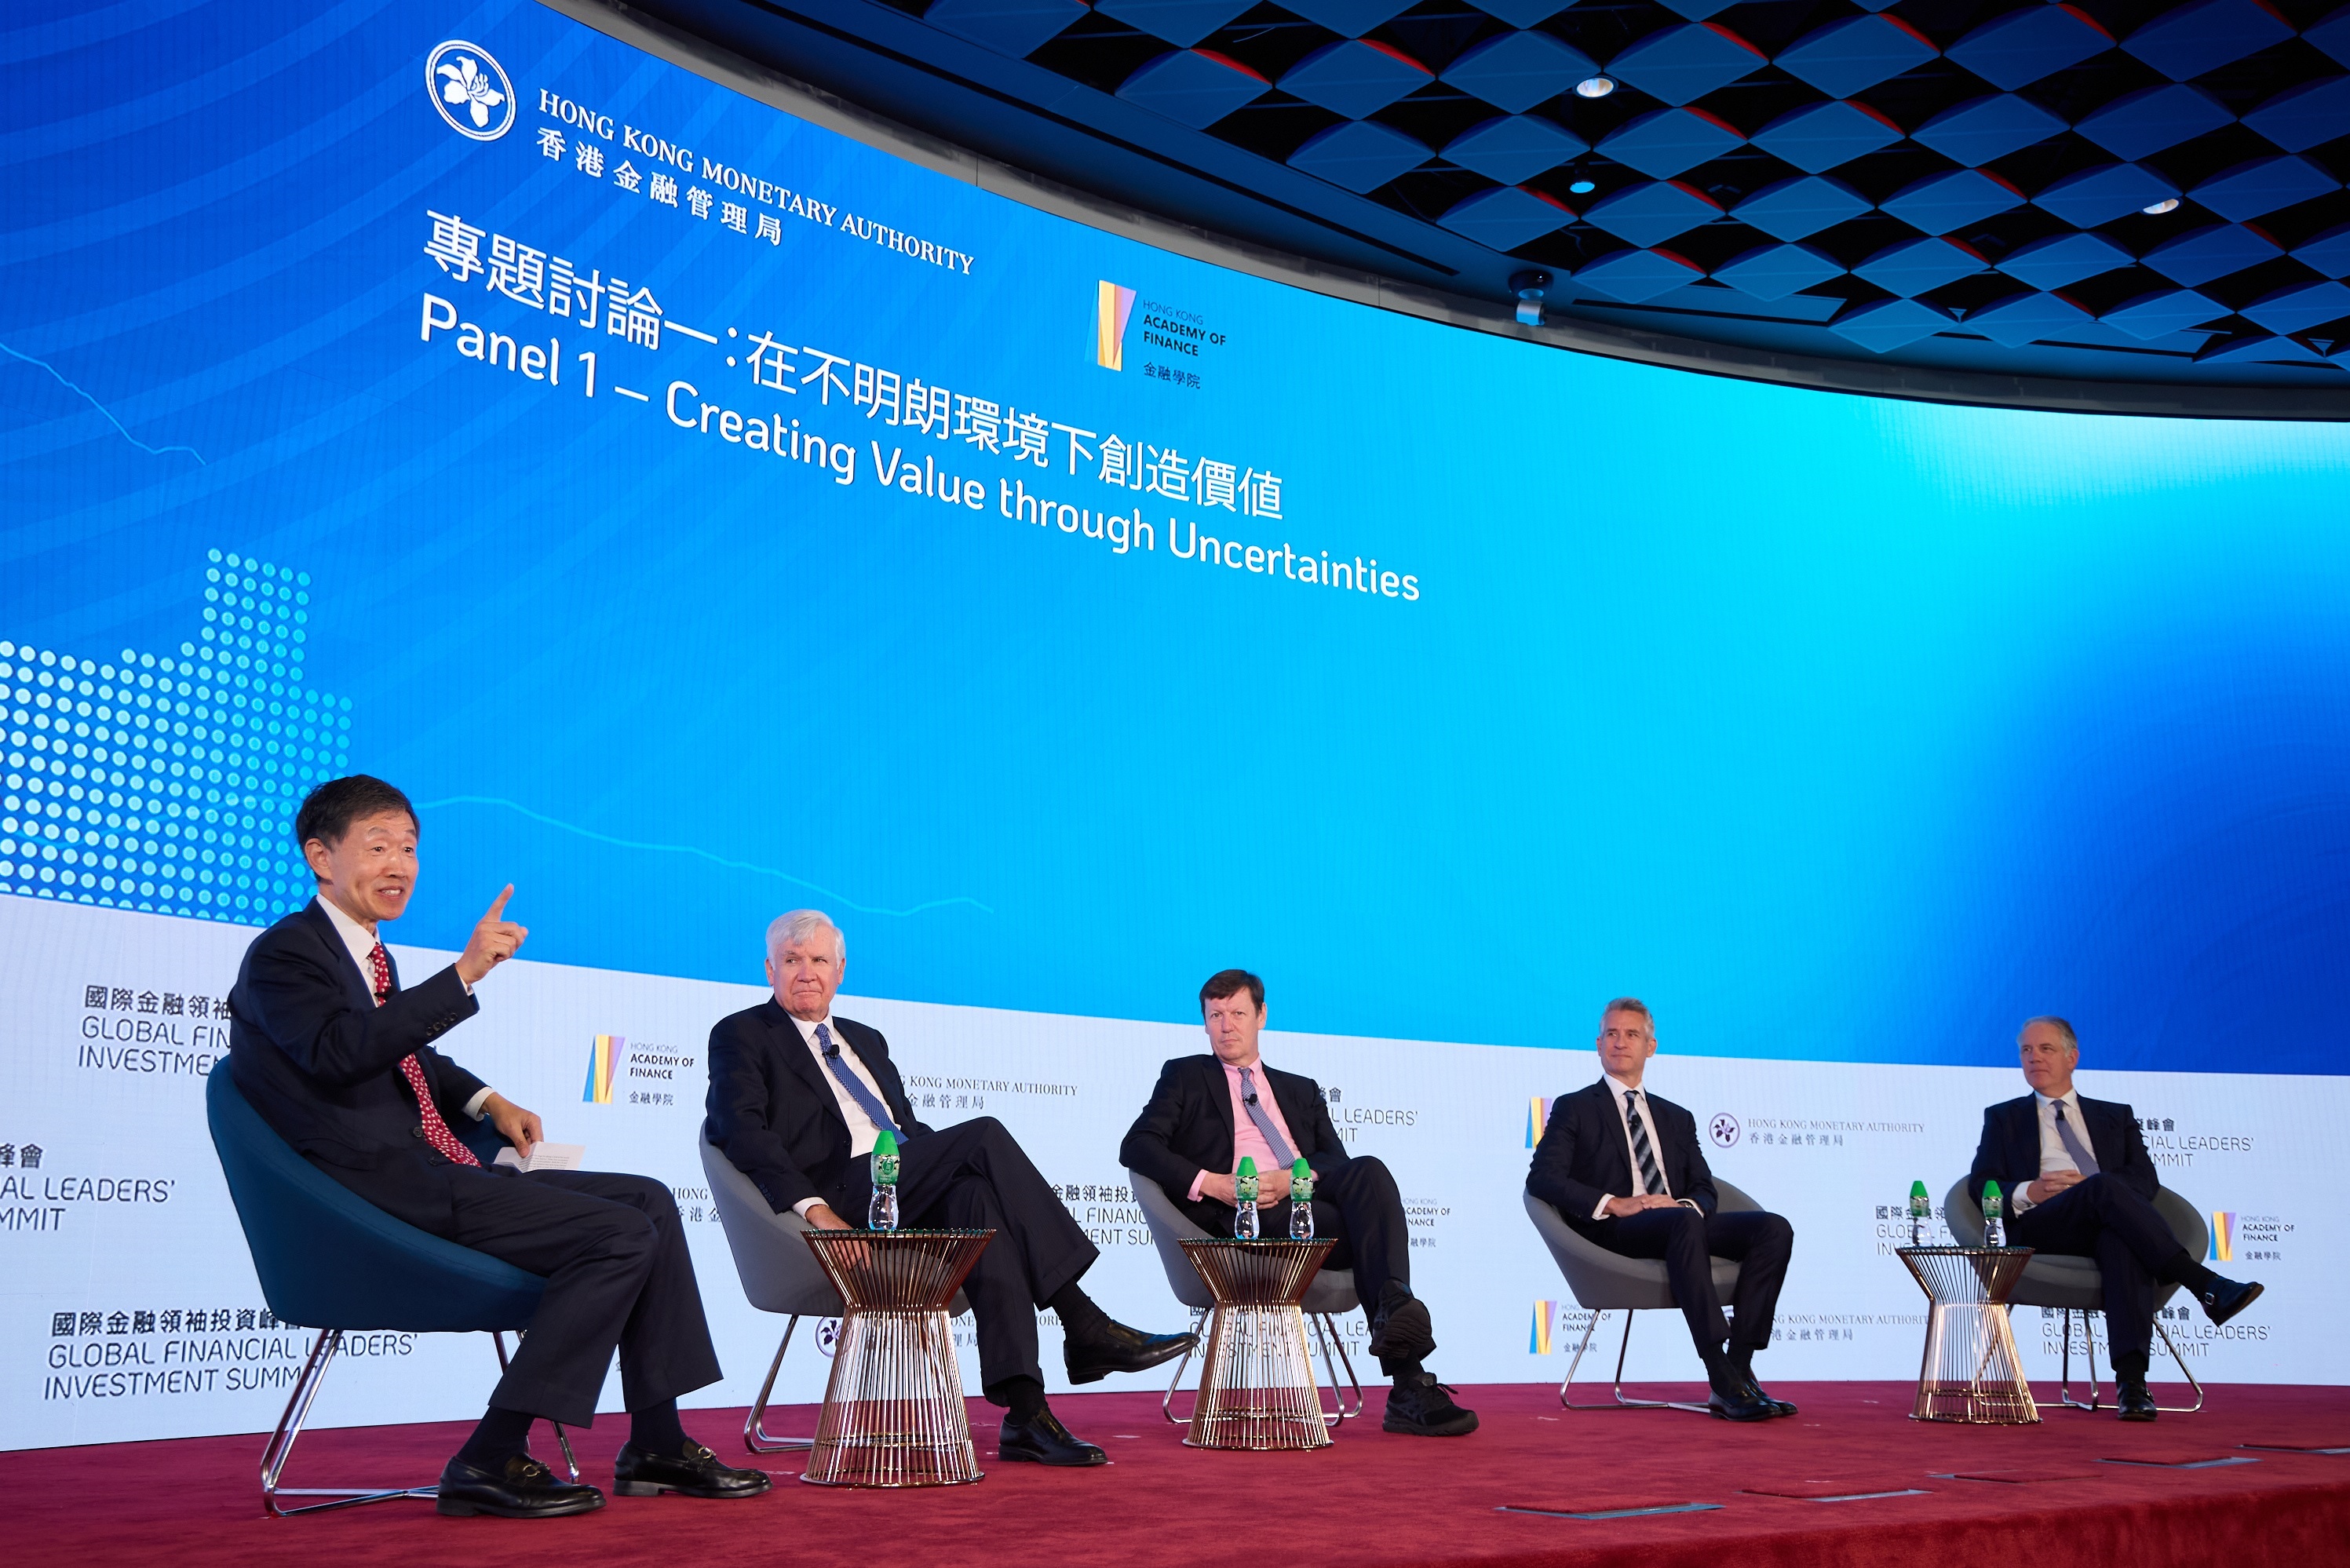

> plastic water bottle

[
  {"left": 1908, "top": 1180, "right": 1930, "bottom": 1248},
  {"left": 1982, "top": 1180, "right": 2005, "bottom": 1249},
  {"left": 1233, "top": 1155, "right": 1260, "bottom": 1239},
  {"left": 1289, "top": 1158, "right": 1315, "bottom": 1241},
  {"left": 868, "top": 1129, "right": 900, "bottom": 1231}
]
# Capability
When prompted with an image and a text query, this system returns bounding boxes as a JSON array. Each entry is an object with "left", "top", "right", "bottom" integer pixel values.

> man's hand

[
  {"left": 1603, "top": 1194, "right": 1680, "bottom": 1218},
  {"left": 482, "top": 1092, "right": 543, "bottom": 1154},
  {"left": 456, "top": 885, "right": 528, "bottom": 986},
  {"left": 804, "top": 1202, "right": 855, "bottom": 1231},
  {"left": 1199, "top": 1170, "right": 1291, "bottom": 1206},
  {"left": 2026, "top": 1170, "right": 2083, "bottom": 1205}
]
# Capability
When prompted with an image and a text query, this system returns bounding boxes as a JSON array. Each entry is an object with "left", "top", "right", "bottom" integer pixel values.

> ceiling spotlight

[
  {"left": 2141, "top": 197, "right": 2180, "bottom": 215},
  {"left": 1509, "top": 268, "right": 1552, "bottom": 326},
  {"left": 1575, "top": 76, "right": 1616, "bottom": 98},
  {"left": 1569, "top": 178, "right": 1596, "bottom": 194}
]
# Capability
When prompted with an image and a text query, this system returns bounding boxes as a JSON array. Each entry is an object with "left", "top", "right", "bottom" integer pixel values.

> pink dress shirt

[{"left": 1188, "top": 1057, "right": 1301, "bottom": 1201}]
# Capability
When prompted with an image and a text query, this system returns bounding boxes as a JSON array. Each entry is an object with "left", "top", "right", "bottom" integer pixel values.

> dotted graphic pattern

[{"left": 0, "top": 549, "right": 352, "bottom": 924}]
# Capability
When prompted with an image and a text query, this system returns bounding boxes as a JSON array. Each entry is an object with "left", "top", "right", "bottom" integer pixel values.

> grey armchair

[
  {"left": 1129, "top": 1170, "right": 1362, "bottom": 1425},
  {"left": 700, "top": 1132, "right": 969, "bottom": 1452},
  {"left": 1942, "top": 1176, "right": 2207, "bottom": 1413},
  {"left": 1522, "top": 1179, "right": 1763, "bottom": 1413}
]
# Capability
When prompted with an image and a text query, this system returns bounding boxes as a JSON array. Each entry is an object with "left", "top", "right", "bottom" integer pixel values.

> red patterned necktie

[{"left": 370, "top": 940, "right": 479, "bottom": 1169}]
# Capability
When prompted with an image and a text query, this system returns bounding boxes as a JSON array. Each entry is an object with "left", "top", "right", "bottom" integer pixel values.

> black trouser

[
  {"left": 2009, "top": 1173, "right": 2188, "bottom": 1360},
  {"left": 1178, "top": 1155, "right": 1414, "bottom": 1366},
  {"left": 823, "top": 1117, "right": 1097, "bottom": 1395},
  {"left": 449, "top": 1168, "right": 723, "bottom": 1428},
  {"left": 1579, "top": 1205, "right": 1794, "bottom": 1360}
]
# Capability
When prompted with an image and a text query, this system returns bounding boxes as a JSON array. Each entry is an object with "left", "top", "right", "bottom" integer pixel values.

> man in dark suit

[
  {"left": 1969, "top": 1016, "right": 2263, "bottom": 1420},
  {"left": 705, "top": 909, "right": 1193, "bottom": 1467},
  {"left": 228, "top": 775, "right": 766, "bottom": 1519},
  {"left": 1120, "top": 969, "right": 1478, "bottom": 1436},
  {"left": 1527, "top": 997, "right": 1794, "bottom": 1423}
]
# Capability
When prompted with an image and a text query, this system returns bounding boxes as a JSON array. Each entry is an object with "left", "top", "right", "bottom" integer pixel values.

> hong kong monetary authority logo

[{"left": 426, "top": 41, "right": 515, "bottom": 141}]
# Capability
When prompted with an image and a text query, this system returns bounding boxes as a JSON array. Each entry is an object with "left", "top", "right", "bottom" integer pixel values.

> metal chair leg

[
  {"left": 2056, "top": 1308, "right": 2104, "bottom": 1412},
  {"left": 1161, "top": 1307, "right": 1210, "bottom": 1427},
  {"left": 260, "top": 1330, "right": 439, "bottom": 1517},
  {"left": 743, "top": 1317, "right": 816, "bottom": 1453},
  {"left": 2153, "top": 1318, "right": 2206, "bottom": 1413},
  {"left": 1560, "top": 1310, "right": 1710, "bottom": 1414},
  {"left": 1311, "top": 1312, "right": 1363, "bottom": 1426},
  {"left": 491, "top": 1329, "right": 579, "bottom": 1479}
]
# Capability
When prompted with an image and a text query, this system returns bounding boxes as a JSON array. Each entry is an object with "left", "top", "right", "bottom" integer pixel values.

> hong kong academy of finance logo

[
  {"left": 1710, "top": 1113, "right": 1741, "bottom": 1148},
  {"left": 1094, "top": 282, "right": 1137, "bottom": 370},
  {"left": 2209, "top": 1210, "right": 2236, "bottom": 1263},
  {"left": 582, "top": 1034, "right": 626, "bottom": 1104},
  {"left": 1529, "top": 1300, "right": 1556, "bottom": 1355},
  {"left": 1524, "top": 1096, "right": 1549, "bottom": 1149},
  {"left": 427, "top": 42, "right": 514, "bottom": 141}
]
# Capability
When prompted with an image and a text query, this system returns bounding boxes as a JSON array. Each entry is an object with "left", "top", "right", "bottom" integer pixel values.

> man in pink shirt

[{"left": 1121, "top": 969, "right": 1477, "bottom": 1436}]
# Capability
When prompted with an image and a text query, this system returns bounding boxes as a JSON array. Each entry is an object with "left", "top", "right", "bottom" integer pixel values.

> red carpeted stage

[{"left": 21, "top": 1382, "right": 2350, "bottom": 1567}]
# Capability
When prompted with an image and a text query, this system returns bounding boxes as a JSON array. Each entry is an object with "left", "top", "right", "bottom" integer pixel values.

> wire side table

[
  {"left": 799, "top": 1229, "right": 993, "bottom": 1486},
  {"left": 1896, "top": 1245, "right": 2040, "bottom": 1425},
  {"left": 1179, "top": 1238, "right": 1338, "bottom": 1451}
]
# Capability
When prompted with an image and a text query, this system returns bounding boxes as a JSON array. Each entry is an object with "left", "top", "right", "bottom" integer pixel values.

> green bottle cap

[
  {"left": 1293, "top": 1158, "right": 1310, "bottom": 1180},
  {"left": 1909, "top": 1180, "right": 1928, "bottom": 1198},
  {"left": 874, "top": 1129, "right": 899, "bottom": 1158},
  {"left": 1237, "top": 1155, "right": 1257, "bottom": 1178},
  {"left": 1983, "top": 1180, "right": 2002, "bottom": 1202}
]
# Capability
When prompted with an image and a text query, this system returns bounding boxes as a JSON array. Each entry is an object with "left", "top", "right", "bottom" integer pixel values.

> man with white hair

[
  {"left": 1969, "top": 1015, "right": 2264, "bottom": 1420},
  {"left": 705, "top": 910, "right": 1194, "bottom": 1465}
]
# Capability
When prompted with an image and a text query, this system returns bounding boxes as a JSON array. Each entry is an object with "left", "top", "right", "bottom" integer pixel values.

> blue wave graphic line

[
  {"left": 415, "top": 796, "right": 996, "bottom": 917},
  {"left": 0, "top": 341, "right": 205, "bottom": 465}
]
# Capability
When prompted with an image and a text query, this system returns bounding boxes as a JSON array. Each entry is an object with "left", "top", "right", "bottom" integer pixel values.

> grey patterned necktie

[
  {"left": 2053, "top": 1100, "right": 2100, "bottom": 1176},
  {"left": 1625, "top": 1090, "right": 1666, "bottom": 1196},
  {"left": 1239, "top": 1067, "right": 1296, "bottom": 1167}
]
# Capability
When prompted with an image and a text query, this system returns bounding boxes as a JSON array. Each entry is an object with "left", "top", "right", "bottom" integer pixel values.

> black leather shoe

[
  {"left": 2199, "top": 1277, "right": 2264, "bottom": 1327},
  {"left": 2118, "top": 1380, "right": 2158, "bottom": 1421},
  {"left": 1064, "top": 1318, "right": 1195, "bottom": 1384},
  {"left": 998, "top": 1408, "right": 1107, "bottom": 1466},
  {"left": 1367, "top": 1288, "right": 1436, "bottom": 1367},
  {"left": 613, "top": 1439, "right": 772, "bottom": 1499},
  {"left": 1742, "top": 1376, "right": 1797, "bottom": 1417},
  {"left": 436, "top": 1453, "right": 605, "bottom": 1518},
  {"left": 1382, "top": 1371, "right": 1479, "bottom": 1436},
  {"left": 1706, "top": 1369, "right": 1775, "bottom": 1423}
]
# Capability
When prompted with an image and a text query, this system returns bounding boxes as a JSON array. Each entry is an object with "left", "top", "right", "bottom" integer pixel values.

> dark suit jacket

[
  {"left": 1527, "top": 1080, "right": 1718, "bottom": 1226},
  {"left": 227, "top": 899, "right": 484, "bottom": 1232},
  {"left": 1967, "top": 1092, "right": 2156, "bottom": 1212},
  {"left": 704, "top": 1000, "right": 933, "bottom": 1215},
  {"left": 1118, "top": 1054, "right": 1347, "bottom": 1200}
]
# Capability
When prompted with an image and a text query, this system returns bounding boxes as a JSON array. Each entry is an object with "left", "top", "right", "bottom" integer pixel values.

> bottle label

[{"left": 874, "top": 1150, "right": 899, "bottom": 1186}]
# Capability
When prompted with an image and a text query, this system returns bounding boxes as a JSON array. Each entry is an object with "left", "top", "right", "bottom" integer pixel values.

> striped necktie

[{"left": 1625, "top": 1089, "right": 1666, "bottom": 1196}]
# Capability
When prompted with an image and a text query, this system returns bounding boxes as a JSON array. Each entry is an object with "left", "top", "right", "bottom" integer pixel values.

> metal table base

[{"left": 1897, "top": 1245, "right": 2039, "bottom": 1425}]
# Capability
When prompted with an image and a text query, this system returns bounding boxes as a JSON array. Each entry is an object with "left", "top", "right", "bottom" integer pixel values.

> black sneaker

[{"left": 1382, "top": 1372, "right": 1478, "bottom": 1436}]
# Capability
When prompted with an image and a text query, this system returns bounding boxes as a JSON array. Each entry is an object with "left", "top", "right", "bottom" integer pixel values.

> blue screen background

[{"left": 6, "top": 0, "right": 2350, "bottom": 1076}]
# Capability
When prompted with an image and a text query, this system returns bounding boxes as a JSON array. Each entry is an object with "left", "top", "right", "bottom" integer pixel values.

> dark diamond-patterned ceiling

[{"left": 609, "top": 0, "right": 2350, "bottom": 403}]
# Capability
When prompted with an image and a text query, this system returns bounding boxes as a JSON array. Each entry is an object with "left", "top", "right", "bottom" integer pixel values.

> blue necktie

[
  {"left": 1239, "top": 1067, "right": 1296, "bottom": 1167},
  {"left": 1626, "top": 1091, "right": 1666, "bottom": 1196},
  {"left": 2053, "top": 1101, "right": 2100, "bottom": 1176},
  {"left": 816, "top": 1022, "right": 903, "bottom": 1140}
]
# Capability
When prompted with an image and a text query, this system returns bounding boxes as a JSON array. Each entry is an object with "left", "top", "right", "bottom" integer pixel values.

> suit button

[{"left": 411, "top": 1125, "right": 425, "bottom": 1139}]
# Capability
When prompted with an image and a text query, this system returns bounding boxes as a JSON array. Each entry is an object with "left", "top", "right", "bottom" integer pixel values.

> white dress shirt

[
  {"left": 787, "top": 1011, "right": 895, "bottom": 1219},
  {"left": 317, "top": 897, "right": 493, "bottom": 1121},
  {"left": 1593, "top": 1071, "right": 1702, "bottom": 1220},
  {"left": 2010, "top": 1087, "right": 2093, "bottom": 1215}
]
